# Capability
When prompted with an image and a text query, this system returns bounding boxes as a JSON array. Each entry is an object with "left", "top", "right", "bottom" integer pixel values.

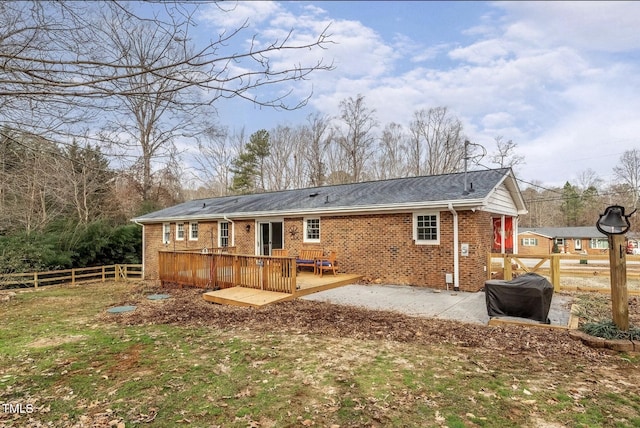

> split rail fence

[
  {"left": 0, "top": 264, "right": 143, "bottom": 289},
  {"left": 488, "top": 253, "right": 640, "bottom": 294}
]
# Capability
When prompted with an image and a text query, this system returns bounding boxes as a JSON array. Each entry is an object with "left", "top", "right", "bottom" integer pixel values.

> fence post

[
  {"left": 550, "top": 255, "right": 560, "bottom": 292},
  {"left": 115, "top": 264, "right": 120, "bottom": 282},
  {"left": 34, "top": 272, "right": 38, "bottom": 289},
  {"left": 503, "top": 254, "right": 512, "bottom": 280},
  {"left": 71, "top": 268, "right": 76, "bottom": 286},
  {"left": 102, "top": 266, "right": 106, "bottom": 282},
  {"left": 123, "top": 265, "right": 128, "bottom": 281}
]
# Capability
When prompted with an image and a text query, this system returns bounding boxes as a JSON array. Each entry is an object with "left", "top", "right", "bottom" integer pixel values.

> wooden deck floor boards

[{"left": 202, "top": 272, "right": 362, "bottom": 307}]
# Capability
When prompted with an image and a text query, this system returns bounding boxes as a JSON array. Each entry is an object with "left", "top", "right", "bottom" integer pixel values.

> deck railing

[
  {"left": 0, "top": 264, "right": 143, "bottom": 289},
  {"left": 488, "top": 253, "right": 640, "bottom": 293},
  {"left": 159, "top": 251, "right": 297, "bottom": 294}
]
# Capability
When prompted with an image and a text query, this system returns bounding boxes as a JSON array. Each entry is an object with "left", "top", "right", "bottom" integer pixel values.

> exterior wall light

[
  {"left": 245, "top": 224, "right": 251, "bottom": 232},
  {"left": 596, "top": 205, "right": 637, "bottom": 331}
]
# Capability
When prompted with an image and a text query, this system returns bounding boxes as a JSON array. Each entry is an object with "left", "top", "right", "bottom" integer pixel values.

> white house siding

[{"left": 485, "top": 183, "right": 518, "bottom": 215}]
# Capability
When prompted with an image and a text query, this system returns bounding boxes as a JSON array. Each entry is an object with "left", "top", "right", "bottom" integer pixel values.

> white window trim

[
  {"left": 413, "top": 212, "right": 440, "bottom": 245},
  {"left": 162, "top": 223, "right": 171, "bottom": 244},
  {"left": 303, "top": 217, "right": 321, "bottom": 243},
  {"left": 522, "top": 237, "right": 538, "bottom": 246},
  {"left": 176, "top": 223, "right": 185, "bottom": 241},
  {"left": 189, "top": 222, "right": 199, "bottom": 241},
  {"left": 590, "top": 238, "right": 608, "bottom": 249},
  {"left": 218, "top": 221, "right": 229, "bottom": 247}
]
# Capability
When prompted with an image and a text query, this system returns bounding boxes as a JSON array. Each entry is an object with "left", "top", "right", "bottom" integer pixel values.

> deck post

[{"left": 290, "top": 259, "right": 297, "bottom": 294}]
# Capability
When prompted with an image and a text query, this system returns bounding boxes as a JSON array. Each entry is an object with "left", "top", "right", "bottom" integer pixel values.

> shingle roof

[
  {"left": 519, "top": 226, "right": 606, "bottom": 239},
  {"left": 133, "top": 168, "right": 517, "bottom": 223}
]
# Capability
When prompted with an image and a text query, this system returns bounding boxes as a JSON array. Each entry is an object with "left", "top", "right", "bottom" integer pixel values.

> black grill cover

[{"left": 485, "top": 273, "right": 554, "bottom": 323}]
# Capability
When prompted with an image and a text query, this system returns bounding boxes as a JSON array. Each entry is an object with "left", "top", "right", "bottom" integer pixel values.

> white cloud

[
  {"left": 495, "top": 1, "right": 640, "bottom": 52},
  {"left": 199, "top": 1, "right": 281, "bottom": 29},
  {"left": 201, "top": 1, "right": 640, "bottom": 187}
]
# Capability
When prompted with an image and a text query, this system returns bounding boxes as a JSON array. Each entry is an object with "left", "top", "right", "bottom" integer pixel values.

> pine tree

[{"left": 230, "top": 129, "right": 270, "bottom": 194}]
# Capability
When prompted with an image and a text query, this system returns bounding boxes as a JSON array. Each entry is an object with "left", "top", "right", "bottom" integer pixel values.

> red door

[{"left": 492, "top": 217, "right": 514, "bottom": 253}]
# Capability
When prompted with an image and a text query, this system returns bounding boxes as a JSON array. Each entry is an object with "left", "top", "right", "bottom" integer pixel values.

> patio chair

[{"left": 315, "top": 250, "right": 337, "bottom": 277}]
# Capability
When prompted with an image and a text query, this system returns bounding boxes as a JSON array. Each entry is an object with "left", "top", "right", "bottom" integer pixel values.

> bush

[
  {"left": 0, "top": 220, "right": 141, "bottom": 274},
  {"left": 581, "top": 320, "right": 640, "bottom": 341}
]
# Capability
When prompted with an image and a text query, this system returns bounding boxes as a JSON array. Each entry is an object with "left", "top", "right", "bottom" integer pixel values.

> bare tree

[
  {"left": 193, "top": 126, "right": 241, "bottom": 197},
  {"left": 1, "top": 1, "right": 333, "bottom": 204},
  {"left": 1, "top": 2, "right": 333, "bottom": 112},
  {"left": 372, "top": 122, "right": 410, "bottom": 180},
  {"left": 576, "top": 168, "right": 604, "bottom": 192},
  {"left": 409, "top": 107, "right": 465, "bottom": 175},
  {"left": 489, "top": 136, "right": 525, "bottom": 169},
  {"left": 613, "top": 149, "right": 640, "bottom": 209},
  {"left": 0, "top": 130, "right": 63, "bottom": 233},
  {"left": 301, "top": 113, "right": 333, "bottom": 187},
  {"left": 518, "top": 183, "right": 565, "bottom": 227},
  {"left": 334, "top": 94, "right": 378, "bottom": 183}
]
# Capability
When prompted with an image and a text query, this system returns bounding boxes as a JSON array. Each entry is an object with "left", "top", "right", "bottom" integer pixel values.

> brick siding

[{"left": 143, "top": 210, "right": 496, "bottom": 292}]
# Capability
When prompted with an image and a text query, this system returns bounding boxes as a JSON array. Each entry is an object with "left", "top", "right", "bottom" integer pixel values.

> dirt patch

[
  {"left": 28, "top": 335, "right": 87, "bottom": 348},
  {"left": 101, "top": 285, "right": 640, "bottom": 364}
]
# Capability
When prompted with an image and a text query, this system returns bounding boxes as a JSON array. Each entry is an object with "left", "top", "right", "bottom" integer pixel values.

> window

[
  {"left": 219, "top": 222, "right": 229, "bottom": 247},
  {"left": 176, "top": 223, "right": 185, "bottom": 241},
  {"left": 162, "top": 223, "right": 170, "bottom": 244},
  {"left": 413, "top": 212, "right": 439, "bottom": 245},
  {"left": 521, "top": 237, "right": 538, "bottom": 246},
  {"left": 304, "top": 218, "right": 320, "bottom": 243},
  {"left": 590, "top": 238, "right": 608, "bottom": 249},
  {"left": 574, "top": 239, "right": 582, "bottom": 250},
  {"left": 554, "top": 238, "right": 565, "bottom": 246},
  {"left": 189, "top": 222, "right": 199, "bottom": 240}
]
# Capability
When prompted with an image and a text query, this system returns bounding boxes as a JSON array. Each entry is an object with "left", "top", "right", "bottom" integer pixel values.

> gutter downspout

[
  {"left": 448, "top": 203, "right": 460, "bottom": 292},
  {"left": 133, "top": 220, "right": 145, "bottom": 279},
  {"left": 223, "top": 215, "right": 235, "bottom": 247}
]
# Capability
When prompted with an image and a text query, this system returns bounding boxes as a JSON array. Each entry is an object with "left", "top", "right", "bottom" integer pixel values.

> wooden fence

[
  {"left": 0, "top": 264, "right": 143, "bottom": 289},
  {"left": 159, "top": 251, "right": 297, "bottom": 294},
  {"left": 488, "top": 253, "right": 640, "bottom": 293}
]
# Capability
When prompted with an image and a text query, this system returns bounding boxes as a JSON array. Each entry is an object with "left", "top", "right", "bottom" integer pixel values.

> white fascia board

[{"left": 132, "top": 199, "right": 487, "bottom": 223}]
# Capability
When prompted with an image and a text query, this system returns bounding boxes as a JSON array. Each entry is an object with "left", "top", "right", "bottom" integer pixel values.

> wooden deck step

[{"left": 203, "top": 287, "right": 291, "bottom": 308}]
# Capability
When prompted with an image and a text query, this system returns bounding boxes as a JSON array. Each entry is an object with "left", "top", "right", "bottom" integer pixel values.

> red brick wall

[
  {"left": 517, "top": 234, "right": 606, "bottom": 256},
  {"left": 517, "top": 233, "right": 552, "bottom": 255},
  {"left": 143, "top": 210, "right": 497, "bottom": 292}
]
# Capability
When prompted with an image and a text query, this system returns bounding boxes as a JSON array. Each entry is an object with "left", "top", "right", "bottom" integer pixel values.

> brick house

[
  {"left": 517, "top": 226, "right": 609, "bottom": 255},
  {"left": 132, "top": 168, "right": 527, "bottom": 292}
]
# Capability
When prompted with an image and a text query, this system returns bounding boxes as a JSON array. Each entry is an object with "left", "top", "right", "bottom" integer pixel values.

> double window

[
  {"left": 176, "top": 223, "right": 185, "bottom": 241},
  {"left": 521, "top": 237, "right": 538, "bottom": 246},
  {"left": 413, "top": 212, "right": 439, "bottom": 245},
  {"left": 590, "top": 238, "right": 608, "bottom": 249}
]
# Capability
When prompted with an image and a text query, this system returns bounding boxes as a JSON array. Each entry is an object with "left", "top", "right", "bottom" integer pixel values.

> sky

[{"left": 187, "top": 1, "right": 640, "bottom": 188}]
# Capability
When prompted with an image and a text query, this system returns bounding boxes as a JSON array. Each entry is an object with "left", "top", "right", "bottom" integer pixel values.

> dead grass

[{"left": 1, "top": 281, "right": 639, "bottom": 427}]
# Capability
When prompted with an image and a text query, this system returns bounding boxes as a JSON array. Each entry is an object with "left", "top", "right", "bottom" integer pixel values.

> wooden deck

[{"left": 202, "top": 272, "right": 362, "bottom": 307}]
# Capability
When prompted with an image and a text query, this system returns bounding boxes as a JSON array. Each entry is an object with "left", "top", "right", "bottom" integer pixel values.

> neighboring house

[
  {"left": 132, "top": 168, "right": 527, "bottom": 292},
  {"left": 517, "top": 226, "right": 609, "bottom": 255}
]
